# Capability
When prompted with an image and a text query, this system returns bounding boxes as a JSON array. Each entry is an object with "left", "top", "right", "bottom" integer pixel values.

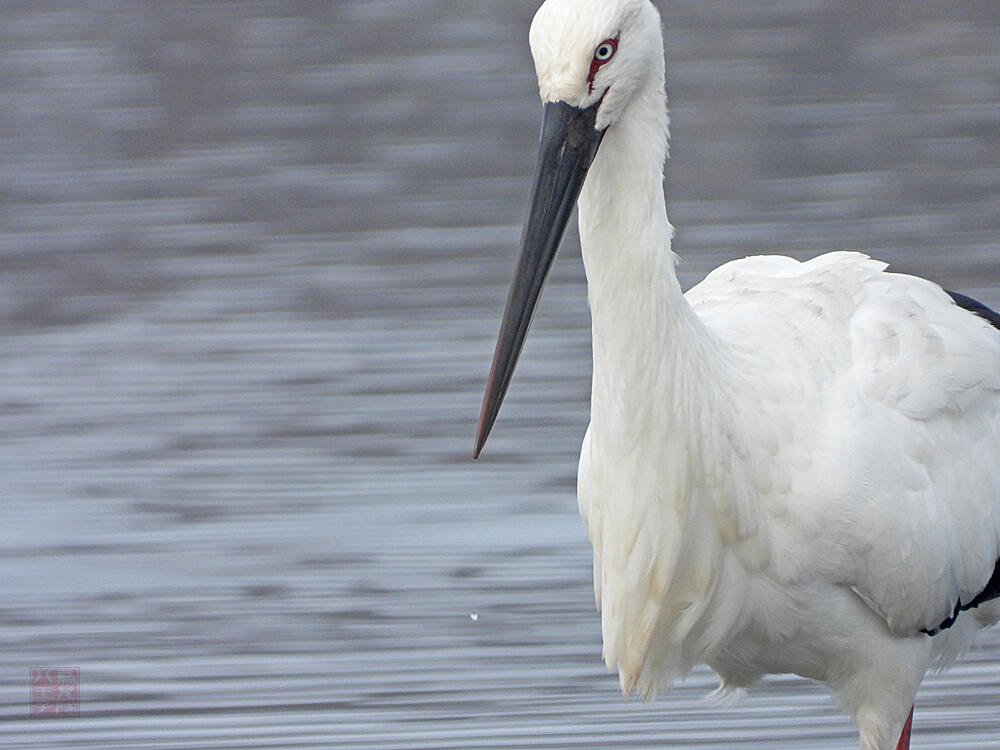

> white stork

[{"left": 473, "top": 1, "right": 1000, "bottom": 749}]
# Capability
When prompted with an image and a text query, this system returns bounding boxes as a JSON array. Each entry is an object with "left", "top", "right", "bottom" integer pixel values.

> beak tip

[
  {"left": 473, "top": 425, "right": 487, "bottom": 459},
  {"left": 474, "top": 381, "right": 497, "bottom": 459}
]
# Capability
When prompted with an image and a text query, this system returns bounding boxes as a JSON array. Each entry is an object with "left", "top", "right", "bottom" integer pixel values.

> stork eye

[{"left": 594, "top": 38, "right": 617, "bottom": 62}]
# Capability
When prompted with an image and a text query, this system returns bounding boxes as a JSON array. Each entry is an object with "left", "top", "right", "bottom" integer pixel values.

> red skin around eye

[{"left": 587, "top": 37, "right": 619, "bottom": 93}]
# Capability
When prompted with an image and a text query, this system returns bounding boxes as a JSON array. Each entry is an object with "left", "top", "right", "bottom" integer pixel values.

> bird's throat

[{"left": 577, "top": 80, "right": 696, "bottom": 416}]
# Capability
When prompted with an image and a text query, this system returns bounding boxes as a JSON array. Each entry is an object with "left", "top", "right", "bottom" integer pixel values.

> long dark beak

[{"left": 474, "top": 100, "right": 605, "bottom": 458}]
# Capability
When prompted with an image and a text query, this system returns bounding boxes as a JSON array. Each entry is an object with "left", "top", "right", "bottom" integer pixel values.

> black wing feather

[{"left": 947, "top": 289, "right": 1000, "bottom": 331}]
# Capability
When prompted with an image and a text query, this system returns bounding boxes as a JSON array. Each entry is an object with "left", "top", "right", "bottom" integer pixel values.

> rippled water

[{"left": 1, "top": 1, "right": 999, "bottom": 748}]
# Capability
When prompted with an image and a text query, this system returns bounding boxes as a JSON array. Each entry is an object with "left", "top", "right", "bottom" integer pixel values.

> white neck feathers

[{"left": 575, "top": 57, "right": 757, "bottom": 698}]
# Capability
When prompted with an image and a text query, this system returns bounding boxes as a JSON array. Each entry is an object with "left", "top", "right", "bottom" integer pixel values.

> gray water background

[{"left": 1, "top": 1, "right": 1000, "bottom": 747}]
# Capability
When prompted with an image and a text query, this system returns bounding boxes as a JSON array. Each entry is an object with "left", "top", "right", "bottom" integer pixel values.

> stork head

[
  {"left": 474, "top": 0, "right": 663, "bottom": 457},
  {"left": 530, "top": 0, "right": 663, "bottom": 129}
]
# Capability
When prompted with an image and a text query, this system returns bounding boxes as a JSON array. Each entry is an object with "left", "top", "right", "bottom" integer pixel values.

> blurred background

[{"left": 1, "top": 0, "right": 999, "bottom": 747}]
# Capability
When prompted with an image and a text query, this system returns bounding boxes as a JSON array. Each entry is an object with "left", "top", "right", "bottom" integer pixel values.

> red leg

[{"left": 894, "top": 705, "right": 914, "bottom": 750}]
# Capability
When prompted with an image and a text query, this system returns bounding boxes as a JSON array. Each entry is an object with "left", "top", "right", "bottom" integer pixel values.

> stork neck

[
  {"left": 573, "top": 61, "right": 757, "bottom": 694},
  {"left": 578, "top": 66, "right": 678, "bottom": 333},
  {"left": 577, "top": 75, "right": 730, "bottom": 439}
]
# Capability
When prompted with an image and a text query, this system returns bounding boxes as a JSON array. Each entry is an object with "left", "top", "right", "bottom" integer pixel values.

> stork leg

[{"left": 894, "top": 705, "right": 913, "bottom": 750}]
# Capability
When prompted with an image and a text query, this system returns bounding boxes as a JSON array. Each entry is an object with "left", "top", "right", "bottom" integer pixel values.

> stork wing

[{"left": 688, "top": 252, "right": 1000, "bottom": 637}]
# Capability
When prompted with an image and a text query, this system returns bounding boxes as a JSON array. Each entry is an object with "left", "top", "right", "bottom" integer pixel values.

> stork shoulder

[
  {"left": 686, "top": 250, "right": 887, "bottom": 306},
  {"left": 685, "top": 250, "right": 1000, "bottom": 415}
]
